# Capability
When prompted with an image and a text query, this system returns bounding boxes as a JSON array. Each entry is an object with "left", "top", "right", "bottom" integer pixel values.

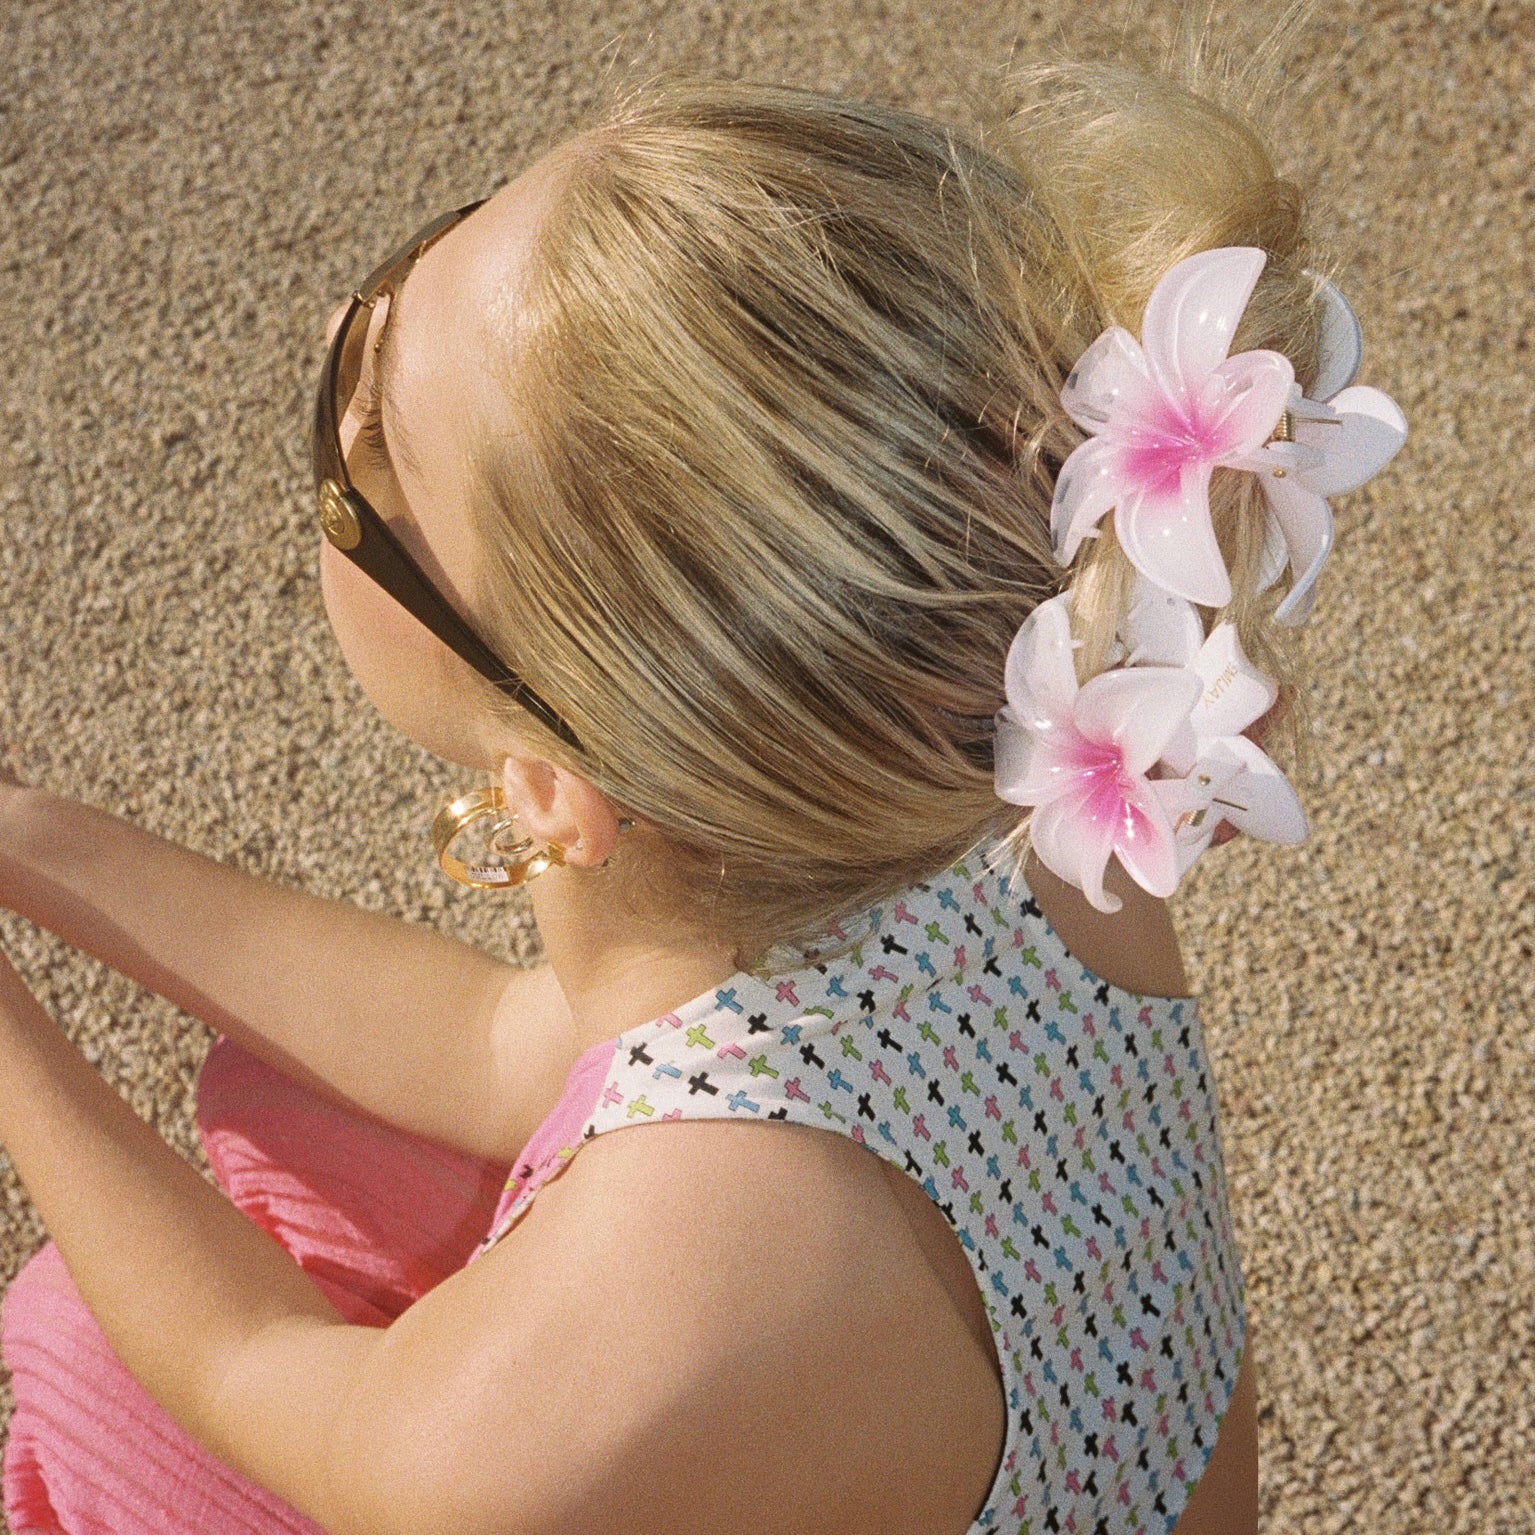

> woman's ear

[{"left": 499, "top": 754, "right": 622, "bottom": 867}]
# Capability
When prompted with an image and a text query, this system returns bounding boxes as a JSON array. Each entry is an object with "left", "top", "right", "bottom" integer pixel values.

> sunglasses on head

[{"left": 311, "top": 199, "right": 585, "bottom": 754}]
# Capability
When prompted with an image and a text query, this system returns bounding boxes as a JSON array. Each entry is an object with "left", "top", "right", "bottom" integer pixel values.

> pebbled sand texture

[{"left": 0, "top": 2, "right": 1529, "bottom": 1531}]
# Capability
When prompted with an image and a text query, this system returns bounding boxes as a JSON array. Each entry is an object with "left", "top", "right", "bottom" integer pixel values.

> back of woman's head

[{"left": 464, "top": 20, "right": 1331, "bottom": 972}]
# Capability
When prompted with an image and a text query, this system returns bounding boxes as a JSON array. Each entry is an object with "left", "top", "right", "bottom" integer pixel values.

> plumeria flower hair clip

[{"left": 995, "top": 246, "right": 1407, "bottom": 911}]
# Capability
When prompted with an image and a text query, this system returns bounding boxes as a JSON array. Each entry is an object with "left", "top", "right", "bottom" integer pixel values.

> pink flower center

[
  {"left": 1063, "top": 734, "right": 1135, "bottom": 827},
  {"left": 1119, "top": 396, "right": 1227, "bottom": 499}
]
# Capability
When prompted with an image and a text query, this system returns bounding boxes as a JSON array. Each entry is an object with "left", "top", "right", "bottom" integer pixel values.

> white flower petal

[
  {"left": 1253, "top": 503, "right": 1290, "bottom": 594},
  {"left": 1310, "top": 276, "right": 1364, "bottom": 402},
  {"left": 1111, "top": 779, "right": 1182, "bottom": 900},
  {"left": 1209, "top": 349, "right": 1296, "bottom": 456},
  {"left": 1051, "top": 436, "right": 1125, "bottom": 566},
  {"left": 1060, "top": 326, "right": 1162, "bottom": 432},
  {"left": 1209, "top": 736, "right": 1309, "bottom": 844},
  {"left": 1121, "top": 574, "right": 1205, "bottom": 667},
  {"left": 1002, "top": 593, "right": 1080, "bottom": 721},
  {"left": 1029, "top": 791, "right": 1122, "bottom": 915},
  {"left": 994, "top": 706, "right": 1076, "bottom": 807},
  {"left": 1115, "top": 462, "right": 1233, "bottom": 609},
  {"left": 1189, "top": 622, "right": 1278, "bottom": 740},
  {"left": 1072, "top": 666, "right": 1203, "bottom": 778},
  {"left": 1141, "top": 247, "right": 1269, "bottom": 410},
  {"left": 1261, "top": 475, "right": 1335, "bottom": 626},
  {"left": 1294, "top": 385, "right": 1408, "bottom": 497}
]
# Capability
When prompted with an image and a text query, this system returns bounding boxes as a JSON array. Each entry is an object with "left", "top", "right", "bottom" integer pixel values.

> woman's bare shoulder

[{"left": 490, "top": 1115, "right": 1003, "bottom": 1534}]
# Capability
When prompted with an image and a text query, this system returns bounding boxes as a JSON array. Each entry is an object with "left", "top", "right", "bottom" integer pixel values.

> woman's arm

[{"left": 0, "top": 783, "right": 578, "bottom": 1162}]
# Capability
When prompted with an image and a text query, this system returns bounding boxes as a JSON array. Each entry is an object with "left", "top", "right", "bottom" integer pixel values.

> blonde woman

[{"left": 0, "top": 22, "right": 1399, "bottom": 1535}]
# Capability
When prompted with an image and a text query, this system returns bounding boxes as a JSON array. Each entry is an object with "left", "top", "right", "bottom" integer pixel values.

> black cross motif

[
  {"left": 1147, "top": 1187, "right": 1165, "bottom": 1210},
  {"left": 1109, "top": 1140, "right": 1125, "bottom": 1164},
  {"left": 983, "top": 954, "right": 1001, "bottom": 977},
  {"left": 877, "top": 1027, "right": 901, "bottom": 1053},
  {"left": 996, "top": 1062, "right": 1017, "bottom": 1087},
  {"left": 768, "top": 1107, "right": 788, "bottom": 1119},
  {"left": 904, "top": 1151, "right": 923, "bottom": 1176},
  {"left": 800, "top": 1042, "right": 824, "bottom": 1069},
  {"left": 858, "top": 989, "right": 877, "bottom": 1013},
  {"left": 880, "top": 934, "right": 909, "bottom": 956},
  {"left": 1073, "top": 1271, "right": 1086, "bottom": 1295},
  {"left": 627, "top": 1043, "right": 654, "bottom": 1068},
  {"left": 1095, "top": 981, "right": 1111, "bottom": 1005},
  {"left": 1066, "top": 1044, "right": 1079, "bottom": 1068},
  {"left": 1117, "top": 1362, "right": 1133, "bottom": 1387},
  {"left": 927, "top": 1079, "right": 946, "bottom": 1106},
  {"left": 1093, "top": 1204, "right": 1111, "bottom": 1228},
  {"left": 1093, "top": 1093, "right": 1104, "bottom": 1117},
  {"left": 687, "top": 1070, "right": 718, "bottom": 1096},
  {"left": 968, "top": 1129, "right": 984, "bottom": 1156},
  {"left": 1121, "top": 1401, "right": 1138, "bottom": 1428},
  {"left": 999, "top": 1178, "right": 1013, "bottom": 1204},
  {"left": 857, "top": 1091, "right": 875, "bottom": 1122},
  {"left": 964, "top": 913, "right": 983, "bottom": 936},
  {"left": 957, "top": 1012, "right": 975, "bottom": 1038},
  {"left": 1033, "top": 1109, "right": 1048, "bottom": 1135},
  {"left": 1022, "top": 896, "right": 1043, "bottom": 918},
  {"left": 1140, "top": 1293, "right": 1161, "bottom": 1317},
  {"left": 747, "top": 1012, "right": 771, "bottom": 1034},
  {"left": 1026, "top": 998, "right": 1041, "bottom": 1022},
  {"left": 1055, "top": 1157, "right": 1069, "bottom": 1182},
  {"left": 1031, "top": 1223, "right": 1050, "bottom": 1250}
]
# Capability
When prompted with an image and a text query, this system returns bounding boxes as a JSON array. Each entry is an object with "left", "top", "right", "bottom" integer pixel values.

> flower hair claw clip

[
  {"left": 1049, "top": 246, "right": 1407, "bottom": 621},
  {"left": 999, "top": 244, "right": 1407, "bottom": 911}
]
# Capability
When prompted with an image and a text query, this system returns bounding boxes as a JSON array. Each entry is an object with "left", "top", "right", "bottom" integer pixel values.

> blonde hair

[{"left": 463, "top": 14, "right": 1331, "bottom": 972}]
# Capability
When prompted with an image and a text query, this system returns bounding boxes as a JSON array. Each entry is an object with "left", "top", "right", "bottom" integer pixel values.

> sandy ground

[{"left": 0, "top": 1, "right": 1528, "bottom": 1530}]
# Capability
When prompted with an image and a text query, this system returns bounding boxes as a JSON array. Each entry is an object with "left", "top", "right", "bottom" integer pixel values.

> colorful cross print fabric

[{"left": 466, "top": 830, "right": 1247, "bottom": 1535}]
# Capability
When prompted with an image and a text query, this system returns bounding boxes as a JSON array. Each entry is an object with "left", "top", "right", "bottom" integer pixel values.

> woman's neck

[{"left": 528, "top": 866, "right": 745, "bottom": 1057}]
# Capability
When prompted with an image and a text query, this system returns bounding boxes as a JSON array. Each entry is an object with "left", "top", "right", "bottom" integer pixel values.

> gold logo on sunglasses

[{"left": 318, "top": 478, "right": 362, "bottom": 551}]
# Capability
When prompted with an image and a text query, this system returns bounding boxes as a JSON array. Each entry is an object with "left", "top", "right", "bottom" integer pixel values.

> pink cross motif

[
  {"left": 1049, "top": 1076, "right": 1064, "bottom": 1100},
  {"left": 852, "top": 1125, "right": 867, "bottom": 1146},
  {"left": 1164, "top": 1053, "right": 1177, "bottom": 1077},
  {"left": 1083, "top": 1015, "right": 1097, "bottom": 1036},
  {"left": 1117, "top": 1481, "right": 1132, "bottom": 1505},
  {"left": 893, "top": 998, "right": 910, "bottom": 1022},
  {"left": 1065, "top": 1470, "right": 1083, "bottom": 1495},
  {"left": 1018, "top": 1146, "right": 1033, "bottom": 1168},
  {"left": 1085, "top": 1236, "right": 1102, "bottom": 1261},
  {"left": 893, "top": 900, "right": 917, "bottom": 924},
  {"left": 1045, "top": 967, "right": 1060, "bottom": 990},
  {"left": 1138, "top": 1005, "right": 1154, "bottom": 1027},
  {"left": 912, "top": 1114, "right": 931, "bottom": 1140},
  {"left": 775, "top": 980, "right": 800, "bottom": 1005},
  {"left": 718, "top": 1040, "right": 747, "bottom": 1061},
  {"left": 1103, "top": 1435, "right": 1120, "bottom": 1462},
  {"left": 1130, "top": 1328, "right": 1149, "bottom": 1351},
  {"left": 943, "top": 1044, "right": 960, "bottom": 1071},
  {"left": 827, "top": 921, "right": 849, "bottom": 940},
  {"left": 984, "top": 1094, "right": 1002, "bottom": 1119},
  {"left": 951, "top": 1166, "right": 969, "bottom": 1191},
  {"left": 953, "top": 944, "right": 967, "bottom": 971},
  {"left": 1152, "top": 1260, "right": 1169, "bottom": 1284},
  {"left": 1099, "top": 1171, "right": 1114, "bottom": 1193},
  {"left": 1070, "top": 1347, "right": 1083, "bottom": 1373},
  {"left": 1008, "top": 1030, "right": 1029, "bottom": 1053},
  {"left": 601, "top": 1083, "right": 625, "bottom": 1107},
  {"left": 870, "top": 964, "right": 899, "bottom": 982},
  {"left": 985, "top": 1213, "right": 999, "bottom": 1237},
  {"left": 663, "top": 1108, "right": 684, "bottom": 1121},
  {"left": 967, "top": 982, "right": 993, "bottom": 1005},
  {"left": 1158, "top": 1413, "right": 1171, "bottom": 1439},
  {"left": 1025, "top": 1259, "right": 1041, "bottom": 1283},
  {"left": 870, "top": 1058, "right": 891, "bottom": 1085},
  {"left": 659, "top": 1011, "right": 684, "bottom": 1030},
  {"left": 1110, "top": 1063, "right": 1124, "bottom": 1087},
  {"left": 785, "top": 1077, "right": 810, "bottom": 1103},
  {"left": 1074, "top": 1124, "right": 1088, "bottom": 1149},
  {"left": 1041, "top": 1191, "right": 1058, "bottom": 1214}
]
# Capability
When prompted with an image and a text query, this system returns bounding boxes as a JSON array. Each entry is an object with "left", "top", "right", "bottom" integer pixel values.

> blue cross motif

[
  {"left": 1007, "top": 975, "right": 1028, "bottom": 998},
  {"left": 927, "top": 989, "right": 952, "bottom": 1014},
  {"left": 956, "top": 1227, "right": 976, "bottom": 1251},
  {"left": 716, "top": 987, "right": 744, "bottom": 1014},
  {"left": 780, "top": 1023, "right": 803, "bottom": 1045},
  {"left": 986, "top": 1153, "right": 1001, "bottom": 1179},
  {"left": 975, "top": 1036, "right": 993, "bottom": 1063},
  {"left": 947, "top": 1103, "right": 968, "bottom": 1130},
  {"left": 825, "top": 974, "right": 847, "bottom": 998},
  {"left": 915, "top": 951, "right": 936, "bottom": 977},
  {"left": 726, "top": 1088, "right": 760, "bottom": 1114},
  {"left": 937, "top": 887, "right": 960, "bottom": 911},
  {"left": 1045, "top": 1019, "right": 1066, "bottom": 1045},
  {"left": 906, "top": 1050, "right": 926, "bottom": 1078},
  {"left": 878, "top": 1120, "right": 897, "bottom": 1145},
  {"left": 922, "top": 1176, "right": 941, "bottom": 1202},
  {"left": 989, "top": 1271, "right": 1010, "bottom": 1298},
  {"left": 825, "top": 1068, "right": 855, "bottom": 1093},
  {"left": 654, "top": 1061, "right": 682, "bottom": 1079}
]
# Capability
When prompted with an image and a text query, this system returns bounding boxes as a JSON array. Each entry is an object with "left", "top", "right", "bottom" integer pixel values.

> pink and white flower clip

[{"left": 994, "top": 246, "right": 1407, "bottom": 912}]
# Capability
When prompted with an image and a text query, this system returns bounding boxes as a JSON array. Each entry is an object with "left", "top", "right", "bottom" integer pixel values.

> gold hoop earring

[{"left": 430, "top": 785, "right": 635, "bottom": 891}]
